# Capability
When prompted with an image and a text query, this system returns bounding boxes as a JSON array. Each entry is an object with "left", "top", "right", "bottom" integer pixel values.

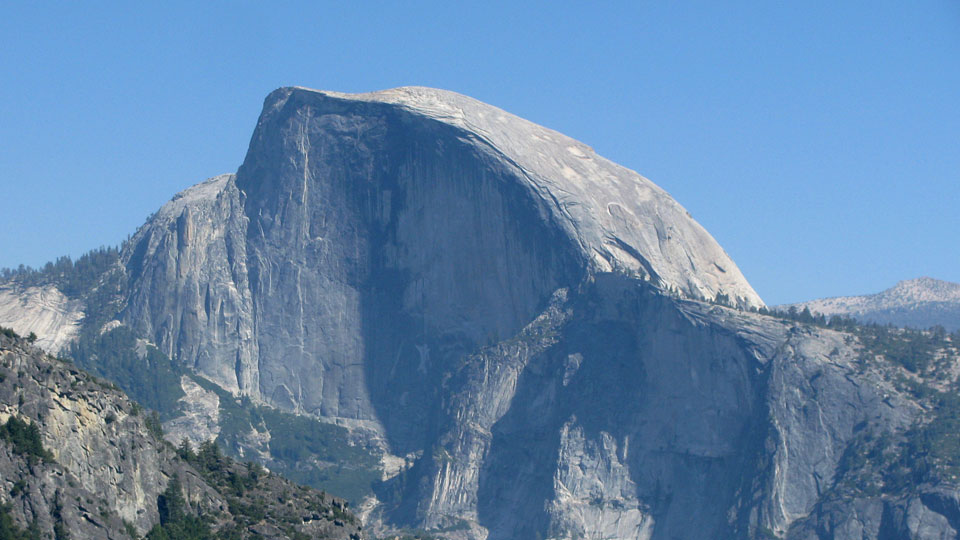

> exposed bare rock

[
  {"left": 2, "top": 87, "right": 955, "bottom": 539},
  {"left": 122, "top": 173, "right": 257, "bottom": 395},
  {"left": 0, "top": 332, "right": 362, "bottom": 540},
  {"left": 309, "top": 86, "right": 763, "bottom": 308},
  {"left": 116, "top": 86, "right": 762, "bottom": 438},
  {"left": 0, "top": 284, "right": 82, "bottom": 353},
  {"left": 163, "top": 375, "right": 221, "bottom": 447}
]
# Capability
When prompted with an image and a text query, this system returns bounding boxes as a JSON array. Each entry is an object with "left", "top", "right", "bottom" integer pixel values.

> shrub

[{"left": 0, "top": 417, "right": 53, "bottom": 465}]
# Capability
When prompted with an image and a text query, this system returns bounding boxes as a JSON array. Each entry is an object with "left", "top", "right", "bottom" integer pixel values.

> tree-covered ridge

[
  {"left": 0, "top": 416, "right": 54, "bottom": 466},
  {"left": 190, "top": 377, "right": 382, "bottom": 506},
  {"left": 761, "top": 306, "right": 960, "bottom": 501},
  {"left": 69, "top": 325, "right": 185, "bottom": 418},
  {"left": 144, "top": 440, "right": 360, "bottom": 540},
  {"left": 61, "top": 319, "right": 382, "bottom": 506},
  {"left": 0, "top": 246, "right": 120, "bottom": 299},
  {"left": 767, "top": 305, "right": 960, "bottom": 375},
  {"left": 140, "top": 438, "right": 361, "bottom": 540},
  {"left": 0, "top": 330, "right": 362, "bottom": 540}
]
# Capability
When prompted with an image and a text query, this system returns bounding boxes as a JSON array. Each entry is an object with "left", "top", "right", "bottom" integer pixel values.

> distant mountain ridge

[{"left": 783, "top": 277, "right": 960, "bottom": 331}]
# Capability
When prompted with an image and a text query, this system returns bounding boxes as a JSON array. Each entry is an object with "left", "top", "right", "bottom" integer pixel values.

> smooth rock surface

[
  {"left": 0, "top": 284, "right": 82, "bottom": 353},
  {"left": 1, "top": 86, "right": 956, "bottom": 539}
]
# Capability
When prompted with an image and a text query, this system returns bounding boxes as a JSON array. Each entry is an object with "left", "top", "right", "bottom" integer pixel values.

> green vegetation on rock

[
  {"left": 0, "top": 330, "right": 362, "bottom": 540},
  {"left": 191, "top": 377, "right": 381, "bottom": 505},
  {"left": 0, "top": 416, "right": 53, "bottom": 465},
  {"left": 768, "top": 307, "right": 960, "bottom": 498},
  {"left": 69, "top": 326, "right": 185, "bottom": 418},
  {"left": 0, "top": 503, "right": 40, "bottom": 540},
  {"left": 145, "top": 475, "right": 214, "bottom": 540},
  {"left": 0, "top": 247, "right": 120, "bottom": 299}
]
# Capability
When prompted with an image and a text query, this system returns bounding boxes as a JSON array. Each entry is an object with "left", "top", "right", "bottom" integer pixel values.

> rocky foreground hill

[
  {"left": 1, "top": 87, "right": 960, "bottom": 539},
  {"left": 783, "top": 277, "right": 960, "bottom": 332},
  {"left": 0, "top": 328, "right": 362, "bottom": 540}
]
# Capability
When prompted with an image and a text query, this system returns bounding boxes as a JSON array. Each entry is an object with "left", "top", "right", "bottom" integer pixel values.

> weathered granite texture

[
  {"left": 0, "top": 87, "right": 956, "bottom": 539},
  {"left": 0, "top": 333, "right": 362, "bottom": 540},
  {"left": 102, "top": 88, "right": 960, "bottom": 539},
  {"left": 118, "top": 86, "right": 762, "bottom": 430},
  {"left": 0, "top": 284, "right": 82, "bottom": 353},
  {"left": 386, "top": 275, "right": 925, "bottom": 539}
]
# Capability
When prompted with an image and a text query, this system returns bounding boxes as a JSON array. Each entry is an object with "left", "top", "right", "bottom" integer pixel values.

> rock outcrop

[
  {"left": 0, "top": 330, "right": 361, "bottom": 539},
  {"left": 0, "top": 284, "right": 82, "bottom": 353},
  {"left": 0, "top": 87, "right": 957, "bottom": 539},
  {"left": 392, "top": 276, "right": 927, "bottom": 539},
  {"left": 118, "top": 86, "right": 761, "bottom": 430}
]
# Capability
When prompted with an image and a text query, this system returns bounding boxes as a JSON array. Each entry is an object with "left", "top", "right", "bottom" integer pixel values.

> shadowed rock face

[
  {"left": 235, "top": 91, "right": 584, "bottom": 448},
  {"left": 119, "top": 87, "right": 761, "bottom": 435},
  {"left": 3, "top": 87, "right": 956, "bottom": 539},
  {"left": 401, "top": 276, "right": 921, "bottom": 540}
]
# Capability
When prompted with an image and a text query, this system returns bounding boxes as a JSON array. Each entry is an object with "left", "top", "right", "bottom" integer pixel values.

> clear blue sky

[{"left": 1, "top": 1, "right": 958, "bottom": 305}]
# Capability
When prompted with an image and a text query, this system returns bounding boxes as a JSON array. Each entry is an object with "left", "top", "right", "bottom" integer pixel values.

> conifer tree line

[{"left": 0, "top": 245, "right": 121, "bottom": 298}]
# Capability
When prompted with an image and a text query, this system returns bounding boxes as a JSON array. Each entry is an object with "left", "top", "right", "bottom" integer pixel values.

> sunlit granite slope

[{"left": 2, "top": 87, "right": 958, "bottom": 539}]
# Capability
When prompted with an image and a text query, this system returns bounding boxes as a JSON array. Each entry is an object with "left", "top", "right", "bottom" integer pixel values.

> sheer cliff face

[
  {"left": 120, "top": 86, "right": 760, "bottom": 424},
  {"left": 98, "top": 86, "right": 958, "bottom": 539},
  {"left": 404, "top": 277, "right": 922, "bottom": 539},
  {"left": 233, "top": 89, "right": 585, "bottom": 437},
  {"left": 122, "top": 174, "right": 255, "bottom": 395}
]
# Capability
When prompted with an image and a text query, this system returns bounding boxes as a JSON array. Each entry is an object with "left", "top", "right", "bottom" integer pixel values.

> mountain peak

[
  {"left": 886, "top": 277, "right": 960, "bottom": 303},
  {"left": 783, "top": 277, "right": 960, "bottom": 330},
  {"left": 258, "top": 85, "right": 764, "bottom": 308}
]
